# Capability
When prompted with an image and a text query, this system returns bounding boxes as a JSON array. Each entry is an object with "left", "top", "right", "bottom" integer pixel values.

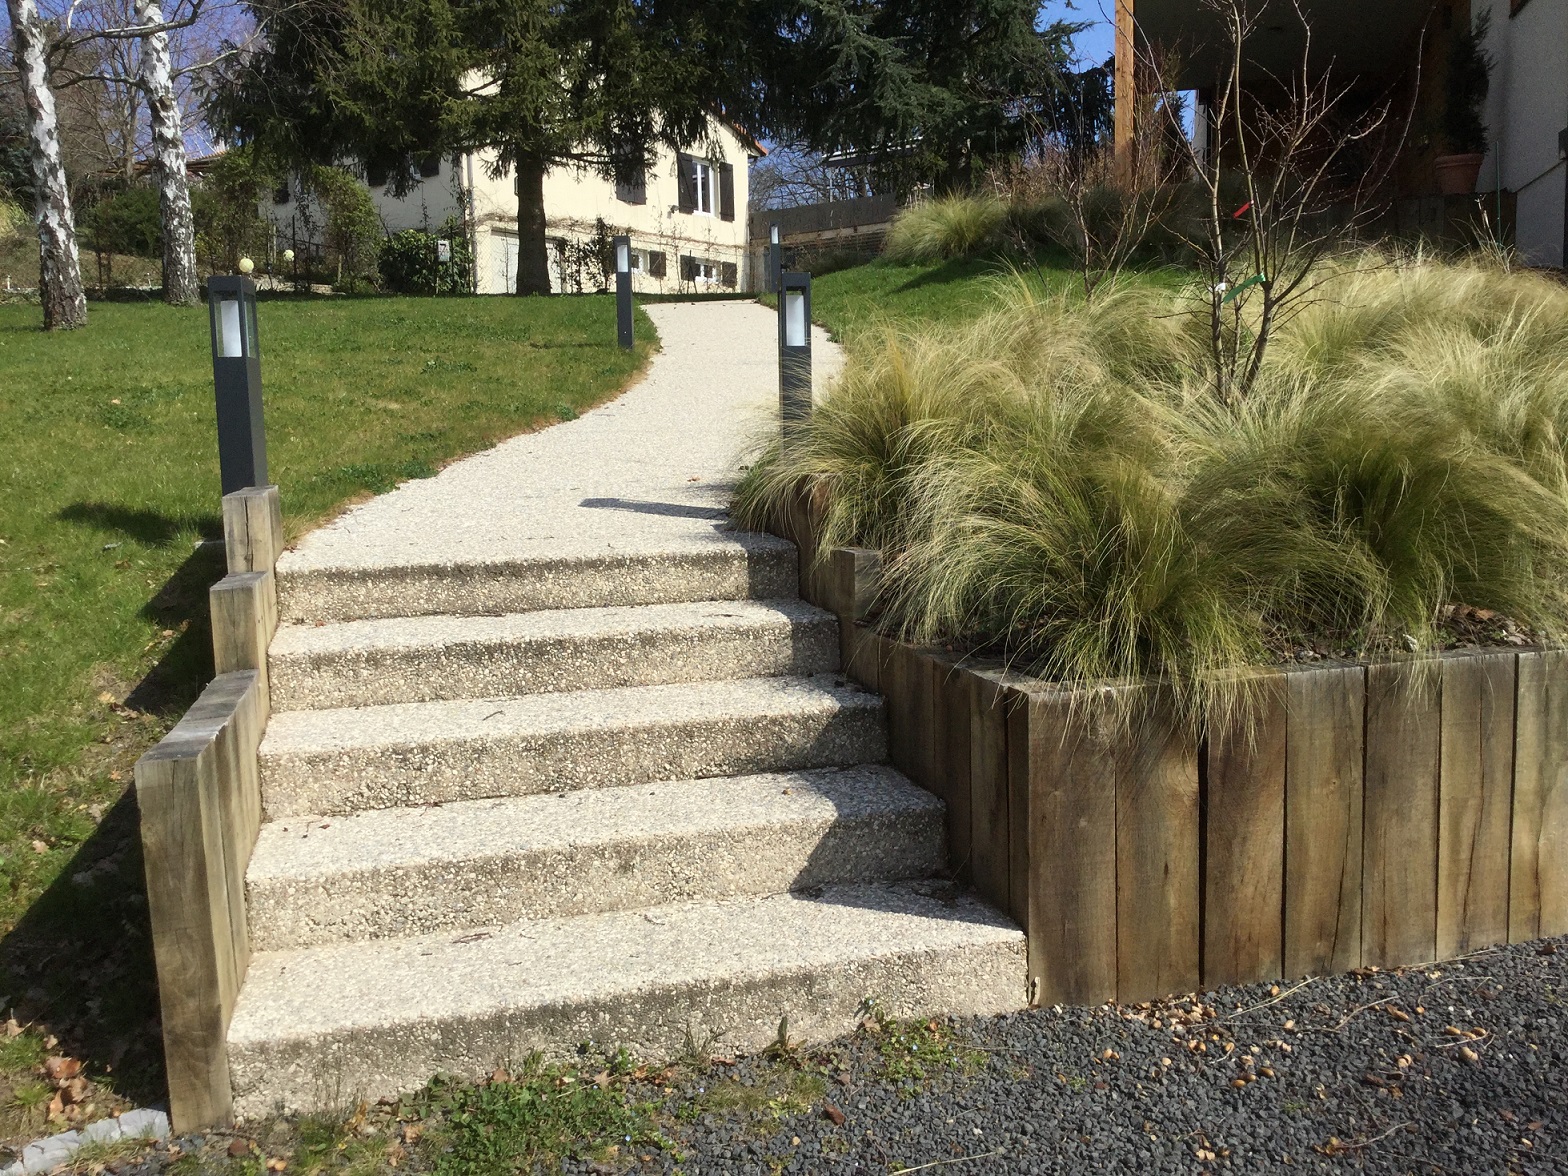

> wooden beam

[{"left": 1114, "top": 0, "right": 1136, "bottom": 165}]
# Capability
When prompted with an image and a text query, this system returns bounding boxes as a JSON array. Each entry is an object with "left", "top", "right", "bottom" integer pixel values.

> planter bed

[{"left": 777, "top": 508, "right": 1568, "bottom": 1007}]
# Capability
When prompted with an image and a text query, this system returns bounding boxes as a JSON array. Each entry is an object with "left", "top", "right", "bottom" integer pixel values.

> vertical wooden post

[
  {"left": 1203, "top": 672, "right": 1286, "bottom": 987},
  {"left": 1283, "top": 664, "right": 1365, "bottom": 977},
  {"left": 1512, "top": 649, "right": 1568, "bottom": 941},
  {"left": 969, "top": 667, "right": 1013, "bottom": 918},
  {"left": 1363, "top": 661, "right": 1441, "bottom": 967},
  {"left": 928, "top": 654, "right": 973, "bottom": 880},
  {"left": 1116, "top": 689, "right": 1200, "bottom": 1003},
  {"left": 1437, "top": 651, "right": 1515, "bottom": 957},
  {"left": 1113, "top": 0, "right": 1136, "bottom": 169},
  {"left": 1024, "top": 688, "right": 1118, "bottom": 1007},
  {"left": 222, "top": 484, "right": 283, "bottom": 575}
]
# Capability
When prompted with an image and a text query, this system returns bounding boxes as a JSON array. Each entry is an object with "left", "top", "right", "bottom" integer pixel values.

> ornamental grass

[{"left": 734, "top": 253, "right": 1568, "bottom": 730}]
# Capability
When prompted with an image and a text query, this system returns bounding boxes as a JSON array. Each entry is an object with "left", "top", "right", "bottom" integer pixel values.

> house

[
  {"left": 265, "top": 111, "right": 765, "bottom": 293},
  {"left": 1116, "top": 0, "right": 1567, "bottom": 268}
]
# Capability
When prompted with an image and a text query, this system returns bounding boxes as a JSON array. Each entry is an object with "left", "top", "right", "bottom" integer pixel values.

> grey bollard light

[
  {"left": 778, "top": 271, "right": 812, "bottom": 427},
  {"left": 767, "top": 222, "right": 782, "bottom": 294},
  {"left": 206, "top": 275, "right": 268, "bottom": 495},
  {"left": 614, "top": 234, "right": 634, "bottom": 350}
]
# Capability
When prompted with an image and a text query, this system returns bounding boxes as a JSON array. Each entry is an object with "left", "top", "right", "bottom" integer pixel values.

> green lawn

[
  {"left": 0, "top": 293, "right": 652, "bottom": 1126},
  {"left": 805, "top": 254, "right": 1191, "bottom": 343}
]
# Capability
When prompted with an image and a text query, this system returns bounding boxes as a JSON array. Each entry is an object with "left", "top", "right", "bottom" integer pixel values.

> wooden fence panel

[
  {"left": 1512, "top": 650, "right": 1568, "bottom": 940},
  {"left": 928, "top": 655, "right": 972, "bottom": 882},
  {"left": 1023, "top": 689, "right": 1117, "bottom": 1006},
  {"left": 968, "top": 668, "right": 1012, "bottom": 917},
  {"left": 1116, "top": 692, "right": 1201, "bottom": 1002},
  {"left": 1203, "top": 673, "right": 1286, "bottom": 987},
  {"left": 1437, "top": 651, "right": 1516, "bottom": 956},
  {"left": 1363, "top": 661, "right": 1440, "bottom": 967},
  {"left": 1283, "top": 664, "right": 1365, "bottom": 976}
]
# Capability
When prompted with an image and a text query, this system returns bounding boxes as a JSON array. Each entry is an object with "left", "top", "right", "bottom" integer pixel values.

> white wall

[{"left": 1481, "top": 0, "right": 1568, "bottom": 267}]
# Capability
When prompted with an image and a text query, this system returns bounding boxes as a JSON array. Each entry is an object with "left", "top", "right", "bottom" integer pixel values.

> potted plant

[{"left": 1435, "top": 9, "right": 1493, "bottom": 195}]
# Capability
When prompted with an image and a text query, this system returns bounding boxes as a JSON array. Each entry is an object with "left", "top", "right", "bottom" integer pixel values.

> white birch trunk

[
  {"left": 136, "top": 0, "right": 198, "bottom": 305},
  {"left": 6, "top": 0, "right": 87, "bottom": 329}
]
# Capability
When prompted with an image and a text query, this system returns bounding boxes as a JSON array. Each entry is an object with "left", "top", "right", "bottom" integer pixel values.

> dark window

[
  {"left": 616, "top": 170, "right": 646, "bottom": 205},
  {"left": 680, "top": 254, "right": 697, "bottom": 281},
  {"left": 720, "top": 260, "right": 737, "bottom": 288},
  {"left": 648, "top": 250, "right": 666, "bottom": 279},
  {"left": 418, "top": 153, "right": 442, "bottom": 178},
  {"left": 719, "top": 163, "right": 735, "bottom": 222},
  {"left": 367, "top": 161, "right": 390, "bottom": 189},
  {"left": 272, "top": 181, "right": 290, "bottom": 204}
]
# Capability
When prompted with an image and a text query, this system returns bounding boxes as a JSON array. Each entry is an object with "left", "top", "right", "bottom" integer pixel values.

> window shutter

[
  {"left": 676, "top": 154, "right": 696, "bottom": 213},
  {"left": 720, "top": 261, "right": 737, "bottom": 288},
  {"left": 418, "top": 153, "right": 442, "bottom": 178},
  {"left": 718, "top": 162, "right": 735, "bottom": 222},
  {"left": 616, "top": 170, "right": 646, "bottom": 205},
  {"left": 680, "top": 255, "right": 696, "bottom": 281},
  {"left": 648, "top": 250, "right": 666, "bottom": 279}
]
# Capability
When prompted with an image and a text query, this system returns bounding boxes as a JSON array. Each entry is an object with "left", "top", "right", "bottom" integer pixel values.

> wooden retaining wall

[
  {"left": 135, "top": 486, "right": 282, "bottom": 1130},
  {"left": 777, "top": 510, "right": 1568, "bottom": 1004}
]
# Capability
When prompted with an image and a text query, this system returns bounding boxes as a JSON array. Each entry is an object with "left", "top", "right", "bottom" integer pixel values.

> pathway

[{"left": 226, "top": 300, "right": 1025, "bottom": 1116}]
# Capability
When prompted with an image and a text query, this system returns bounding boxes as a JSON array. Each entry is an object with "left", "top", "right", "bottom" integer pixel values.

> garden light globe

[
  {"left": 283, "top": 249, "right": 295, "bottom": 263},
  {"left": 238, "top": 257, "right": 255, "bottom": 274}
]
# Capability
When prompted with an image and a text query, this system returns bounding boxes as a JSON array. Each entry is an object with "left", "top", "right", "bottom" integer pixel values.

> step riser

[
  {"left": 277, "top": 548, "right": 800, "bottom": 625},
  {"left": 248, "top": 809, "right": 945, "bottom": 951},
  {"left": 260, "top": 706, "right": 888, "bottom": 817},
  {"left": 228, "top": 938, "right": 1025, "bottom": 1117},
  {"left": 269, "top": 617, "right": 839, "bottom": 712}
]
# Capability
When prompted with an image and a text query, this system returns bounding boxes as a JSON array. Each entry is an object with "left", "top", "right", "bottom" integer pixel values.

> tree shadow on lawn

[{"left": 0, "top": 538, "right": 228, "bottom": 1121}]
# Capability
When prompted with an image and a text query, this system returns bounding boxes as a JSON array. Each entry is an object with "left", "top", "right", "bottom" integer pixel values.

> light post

[
  {"left": 207, "top": 275, "right": 268, "bottom": 495},
  {"left": 767, "top": 222, "right": 781, "bottom": 294},
  {"left": 613, "top": 234, "right": 633, "bottom": 350},
  {"left": 778, "top": 271, "right": 812, "bottom": 427}
]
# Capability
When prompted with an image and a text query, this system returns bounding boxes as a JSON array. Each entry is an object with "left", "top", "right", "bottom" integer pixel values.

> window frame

[{"left": 690, "top": 158, "right": 714, "bottom": 216}]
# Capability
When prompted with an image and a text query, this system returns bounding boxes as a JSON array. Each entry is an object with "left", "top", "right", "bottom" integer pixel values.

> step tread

[
  {"left": 260, "top": 674, "right": 879, "bottom": 759},
  {"left": 248, "top": 765, "right": 936, "bottom": 883},
  {"left": 269, "top": 598, "right": 832, "bottom": 660},
  {"left": 229, "top": 882, "right": 1023, "bottom": 1047}
]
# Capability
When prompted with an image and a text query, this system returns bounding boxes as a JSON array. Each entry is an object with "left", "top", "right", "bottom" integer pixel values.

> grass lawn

[
  {"left": 804, "top": 254, "right": 1190, "bottom": 343},
  {"left": 0, "top": 292, "right": 653, "bottom": 1134}
]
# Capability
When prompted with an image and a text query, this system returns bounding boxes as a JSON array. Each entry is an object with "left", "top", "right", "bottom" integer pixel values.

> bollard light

[
  {"left": 777, "top": 271, "right": 812, "bottom": 427},
  {"left": 207, "top": 275, "right": 268, "bottom": 495},
  {"left": 767, "top": 221, "right": 782, "bottom": 294},
  {"left": 613, "top": 233, "right": 634, "bottom": 350}
]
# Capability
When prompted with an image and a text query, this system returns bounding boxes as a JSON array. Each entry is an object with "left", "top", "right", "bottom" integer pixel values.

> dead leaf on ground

[
  {"left": 822, "top": 1101, "right": 846, "bottom": 1126},
  {"left": 44, "top": 1056, "right": 82, "bottom": 1082}
]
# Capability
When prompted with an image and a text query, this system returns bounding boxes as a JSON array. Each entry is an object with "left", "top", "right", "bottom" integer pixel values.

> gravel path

[
  {"left": 276, "top": 300, "right": 843, "bottom": 575},
  {"left": 644, "top": 936, "right": 1567, "bottom": 1175}
]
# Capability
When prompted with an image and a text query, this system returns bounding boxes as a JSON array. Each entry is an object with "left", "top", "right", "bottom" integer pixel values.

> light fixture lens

[
  {"left": 784, "top": 289, "right": 806, "bottom": 348},
  {"left": 219, "top": 297, "right": 244, "bottom": 358},
  {"left": 616, "top": 241, "right": 630, "bottom": 273},
  {"left": 770, "top": 224, "right": 780, "bottom": 244},
  {"left": 238, "top": 257, "right": 255, "bottom": 274}
]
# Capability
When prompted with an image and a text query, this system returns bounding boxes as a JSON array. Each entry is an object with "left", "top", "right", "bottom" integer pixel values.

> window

[
  {"left": 615, "top": 170, "right": 646, "bottom": 205},
  {"left": 367, "top": 161, "right": 390, "bottom": 189},
  {"left": 648, "top": 250, "right": 667, "bottom": 279},
  {"left": 418, "top": 153, "right": 442, "bottom": 178},
  {"left": 272, "top": 181, "right": 291, "bottom": 205},
  {"left": 676, "top": 153, "right": 715, "bottom": 215},
  {"left": 680, "top": 255, "right": 720, "bottom": 284}
]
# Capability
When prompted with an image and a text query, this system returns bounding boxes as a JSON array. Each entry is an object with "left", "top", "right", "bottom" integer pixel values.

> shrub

[
  {"left": 83, "top": 186, "right": 163, "bottom": 257},
  {"left": 378, "top": 223, "right": 474, "bottom": 294},
  {"left": 882, "top": 195, "right": 1007, "bottom": 263},
  {"left": 735, "top": 253, "right": 1568, "bottom": 730}
]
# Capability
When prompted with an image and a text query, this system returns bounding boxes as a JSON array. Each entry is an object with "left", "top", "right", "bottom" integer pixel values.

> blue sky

[{"left": 1042, "top": 0, "right": 1116, "bottom": 68}]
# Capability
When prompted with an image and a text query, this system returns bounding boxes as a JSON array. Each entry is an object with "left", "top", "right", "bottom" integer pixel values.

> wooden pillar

[{"left": 1114, "top": 0, "right": 1136, "bottom": 167}]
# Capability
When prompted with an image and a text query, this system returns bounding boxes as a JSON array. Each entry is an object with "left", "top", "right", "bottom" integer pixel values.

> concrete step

[
  {"left": 246, "top": 766, "right": 944, "bottom": 951},
  {"left": 268, "top": 598, "right": 838, "bottom": 712},
  {"left": 259, "top": 674, "right": 887, "bottom": 818},
  {"left": 227, "top": 882, "right": 1026, "bottom": 1116},
  {"left": 276, "top": 536, "right": 801, "bottom": 624}
]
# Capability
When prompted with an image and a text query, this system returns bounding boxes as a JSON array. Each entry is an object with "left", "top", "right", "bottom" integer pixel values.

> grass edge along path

[{"left": 0, "top": 292, "right": 656, "bottom": 1136}]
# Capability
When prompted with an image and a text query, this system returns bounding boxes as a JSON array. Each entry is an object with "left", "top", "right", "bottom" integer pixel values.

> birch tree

[
  {"left": 6, "top": 0, "right": 88, "bottom": 328},
  {"left": 134, "top": 0, "right": 196, "bottom": 303}
]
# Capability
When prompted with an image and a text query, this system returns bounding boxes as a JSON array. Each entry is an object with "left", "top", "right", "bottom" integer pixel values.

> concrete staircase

[{"left": 226, "top": 539, "right": 1025, "bottom": 1117}]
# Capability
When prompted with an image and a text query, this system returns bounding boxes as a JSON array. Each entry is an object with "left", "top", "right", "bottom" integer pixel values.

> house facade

[
  {"left": 1119, "top": 0, "right": 1568, "bottom": 268},
  {"left": 265, "top": 113, "right": 764, "bottom": 293}
]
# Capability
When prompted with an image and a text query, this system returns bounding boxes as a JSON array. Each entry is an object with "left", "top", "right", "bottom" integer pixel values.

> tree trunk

[
  {"left": 6, "top": 0, "right": 86, "bottom": 329},
  {"left": 136, "top": 0, "right": 198, "bottom": 306},
  {"left": 515, "top": 156, "right": 552, "bottom": 295}
]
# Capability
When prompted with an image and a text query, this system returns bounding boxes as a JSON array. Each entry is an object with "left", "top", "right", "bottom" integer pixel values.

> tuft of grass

[
  {"left": 883, "top": 195, "right": 1008, "bottom": 264},
  {"left": 737, "top": 252, "right": 1568, "bottom": 732}
]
